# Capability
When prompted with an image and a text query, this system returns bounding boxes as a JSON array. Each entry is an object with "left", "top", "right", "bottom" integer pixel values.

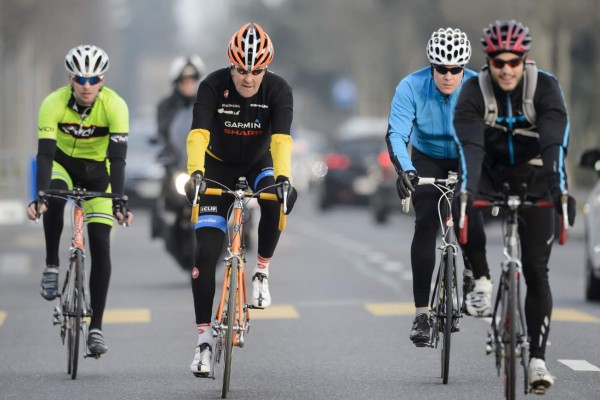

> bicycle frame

[
  {"left": 484, "top": 195, "right": 529, "bottom": 399},
  {"left": 40, "top": 187, "right": 127, "bottom": 379},
  {"left": 420, "top": 173, "right": 462, "bottom": 384},
  {"left": 190, "top": 177, "right": 285, "bottom": 398}
]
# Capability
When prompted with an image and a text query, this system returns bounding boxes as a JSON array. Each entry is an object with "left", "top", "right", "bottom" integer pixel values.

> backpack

[{"left": 479, "top": 60, "right": 538, "bottom": 138}]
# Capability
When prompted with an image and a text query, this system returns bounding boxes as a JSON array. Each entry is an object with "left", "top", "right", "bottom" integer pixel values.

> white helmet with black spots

[
  {"left": 426, "top": 28, "right": 472, "bottom": 67},
  {"left": 65, "top": 44, "right": 110, "bottom": 77},
  {"left": 169, "top": 55, "right": 207, "bottom": 83}
]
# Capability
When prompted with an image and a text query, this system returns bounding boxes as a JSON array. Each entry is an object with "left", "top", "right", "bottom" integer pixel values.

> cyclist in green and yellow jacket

[{"left": 26, "top": 44, "right": 133, "bottom": 356}]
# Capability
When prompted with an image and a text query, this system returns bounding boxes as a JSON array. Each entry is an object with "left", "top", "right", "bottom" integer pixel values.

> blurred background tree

[{"left": 1, "top": 0, "right": 598, "bottom": 200}]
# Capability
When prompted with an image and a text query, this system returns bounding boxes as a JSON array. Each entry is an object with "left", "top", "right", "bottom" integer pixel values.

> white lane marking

[{"left": 558, "top": 360, "right": 600, "bottom": 372}]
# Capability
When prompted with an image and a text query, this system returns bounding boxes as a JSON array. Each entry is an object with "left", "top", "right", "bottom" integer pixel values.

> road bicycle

[
  {"left": 37, "top": 188, "right": 128, "bottom": 380},
  {"left": 459, "top": 184, "right": 568, "bottom": 399},
  {"left": 190, "top": 176, "right": 287, "bottom": 398},
  {"left": 404, "top": 171, "right": 462, "bottom": 384}
]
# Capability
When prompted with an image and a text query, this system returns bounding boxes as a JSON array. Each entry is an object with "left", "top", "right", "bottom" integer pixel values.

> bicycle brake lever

[{"left": 282, "top": 181, "right": 290, "bottom": 214}]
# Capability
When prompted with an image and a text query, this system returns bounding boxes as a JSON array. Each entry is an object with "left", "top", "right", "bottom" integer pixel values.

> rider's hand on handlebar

[
  {"left": 184, "top": 171, "right": 207, "bottom": 205},
  {"left": 113, "top": 199, "right": 134, "bottom": 226},
  {"left": 275, "top": 176, "right": 297, "bottom": 215},
  {"left": 551, "top": 191, "right": 576, "bottom": 227},
  {"left": 396, "top": 170, "right": 418, "bottom": 199},
  {"left": 27, "top": 199, "right": 47, "bottom": 221}
]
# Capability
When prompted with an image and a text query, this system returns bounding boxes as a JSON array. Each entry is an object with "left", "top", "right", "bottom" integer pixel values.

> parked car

[
  {"left": 579, "top": 148, "right": 600, "bottom": 301},
  {"left": 369, "top": 148, "right": 404, "bottom": 224},
  {"left": 124, "top": 117, "right": 164, "bottom": 208},
  {"left": 316, "top": 117, "right": 387, "bottom": 210}
]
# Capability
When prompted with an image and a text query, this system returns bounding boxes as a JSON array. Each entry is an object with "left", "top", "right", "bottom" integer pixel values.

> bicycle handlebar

[
  {"left": 401, "top": 173, "right": 459, "bottom": 214},
  {"left": 37, "top": 188, "right": 129, "bottom": 226},
  {"left": 458, "top": 196, "right": 567, "bottom": 246},
  {"left": 191, "top": 179, "right": 287, "bottom": 231}
]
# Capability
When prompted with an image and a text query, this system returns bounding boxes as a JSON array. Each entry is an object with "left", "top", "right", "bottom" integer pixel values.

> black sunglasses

[
  {"left": 235, "top": 66, "right": 266, "bottom": 76},
  {"left": 72, "top": 75, "right": 102, "bottom": 85},
  {"left": 489, "top": 57, "right": 524, "bottom": 69},
  {"left": 432, "top": 65, "right": 464, "bottom": 75}
]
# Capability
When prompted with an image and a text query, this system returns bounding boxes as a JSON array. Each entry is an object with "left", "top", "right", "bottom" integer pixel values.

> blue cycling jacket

[{"left": 386, "top": 66, "right": 477, "bottom": 172}]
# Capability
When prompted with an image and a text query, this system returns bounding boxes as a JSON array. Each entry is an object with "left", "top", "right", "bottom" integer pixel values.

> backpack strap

[
  {"left": 522, "top": 60, "right": 538, "bottom": 126},
  {"left": 479, "top": 65, "right": 500, "bottom": 129}
]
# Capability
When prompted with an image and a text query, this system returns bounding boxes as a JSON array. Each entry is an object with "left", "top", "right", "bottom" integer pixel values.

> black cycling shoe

[
  {"left": 88, "top": 329, "right": 108, "bottom": 355},
  {"left": 409, "top": 313, "right": 431, "bottom": 347},
  {"left": 40, "top": 266, "right": 59, "bottom": 301}
]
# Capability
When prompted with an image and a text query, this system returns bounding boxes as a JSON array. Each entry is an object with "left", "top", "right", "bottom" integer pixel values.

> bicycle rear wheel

[
  {"left": 441, "top": 246, "right": 454, "bottom": 384},
  {"left": 504, "top": 263, "right": 517, "bottom": 400},
  {"left": 222, "top": 258, "right": 238, "bottom": 399},
  {"left": 68, "top": 250, "right": 83, "bottom": 380}
]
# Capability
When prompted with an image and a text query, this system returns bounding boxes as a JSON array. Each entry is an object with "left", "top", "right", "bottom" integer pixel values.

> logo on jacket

[{"left": 224, "top": 90, "right": 229, "bottom": 99}]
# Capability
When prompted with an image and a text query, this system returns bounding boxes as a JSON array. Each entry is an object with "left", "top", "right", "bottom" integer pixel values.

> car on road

[
  {"left": 579, "top": 148, "right": 600, "bottom": 301},
  {"left": 124, "top": 117, "right": 164, "bottom": 208},
  {"left": 316, "top": 117, "right": 387, "bottom": 210}
]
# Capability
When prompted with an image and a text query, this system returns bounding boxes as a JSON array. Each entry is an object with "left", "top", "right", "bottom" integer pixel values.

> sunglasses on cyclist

[
  {"left": 235, "top": 66, "right": 266, "bottom": 76},
  {"left": 72, "top": 75, "right": 103, "bottom": 85},
  {"left": 489, "top": 57, "right": 524, "bottom": 69},
  {"left": 432, "top": 65, "right": 464, "bottom": 75}
]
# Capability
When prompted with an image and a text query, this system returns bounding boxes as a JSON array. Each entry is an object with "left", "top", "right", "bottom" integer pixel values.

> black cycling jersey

[
  {"left": 454, "top": 70, "right": 569, "bottom": 196},
  {"left": 189, "top": 67, "right": 293, "bottom": 171}
]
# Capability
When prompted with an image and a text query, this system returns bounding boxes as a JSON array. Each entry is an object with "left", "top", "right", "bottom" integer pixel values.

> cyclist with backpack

[{"left": 453, "top": 20, "right": 576, "bottom": 393}]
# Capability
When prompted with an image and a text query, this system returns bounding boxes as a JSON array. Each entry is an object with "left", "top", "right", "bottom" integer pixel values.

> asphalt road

[{"left": 1, "top": 193, "right": 599, "bottom": 400}]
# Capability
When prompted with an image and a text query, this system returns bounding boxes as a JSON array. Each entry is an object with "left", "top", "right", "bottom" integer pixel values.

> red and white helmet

[
  {"left": 426, "top": 28, "right": 472, "bottom": 67},
  {"left": 65, "top": 44, "right": 110, "bottom": 77},
  {"left": 481, "top": 20, "right": 532, "bottom": 56},
  {"left": 227, "top": 23, "right": 274, "bottom": 72}
]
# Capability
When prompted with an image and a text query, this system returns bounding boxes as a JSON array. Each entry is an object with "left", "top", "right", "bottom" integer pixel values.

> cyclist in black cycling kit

[
  {"left": 386, "top": 28, "right": 476, "bottom": 346},
  {"left": 453, "top": 20, "right": 576, "bottom": 392},
  {"left": 26, "top": 44, "right": 133, "bottom": 356},
  {"left": 184, "top": 23, "right": 297, "bottom": 376}
]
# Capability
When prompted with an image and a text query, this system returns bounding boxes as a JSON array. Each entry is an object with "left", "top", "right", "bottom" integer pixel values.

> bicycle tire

[
  {"left": 441, "top": 246, "right": 454, "bottom": 384},
  {"left": 504, "top": 262, "right": 517, "bottom": 400},
  {"left": 69, "top": 250, "right": 83, "bottom": 380},
  {"left": 222, "top": 258, "right": 238, "bottom": 399}
]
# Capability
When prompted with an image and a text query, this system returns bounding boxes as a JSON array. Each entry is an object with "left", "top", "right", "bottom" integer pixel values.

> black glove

[
  {"left": 184, "top": 171, "right": 206, "bottom": 205},
  {"left": 396, "top": 170, "right": 418, "bottom": 199},
  {"left": 551, "top": 191, "right": 576, "bottom": 227},
  {"left": 275, "top": 176, "right": 297, "bottom": 215},
  {"left": 112, "top": 199, "right": 128, "bottom": 217}
]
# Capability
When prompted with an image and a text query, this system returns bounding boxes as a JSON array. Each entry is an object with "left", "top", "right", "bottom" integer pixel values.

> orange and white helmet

[{"left": 227, "top": 23, "right": 274, "bottom": 72}]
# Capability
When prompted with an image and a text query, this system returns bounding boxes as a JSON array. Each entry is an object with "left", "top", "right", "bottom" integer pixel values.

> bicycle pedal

[
  {"left": 84, "top": 352, "right": 101, "bottom": 360},
  {"left": 192, "top": 371, "right": 211, "bottom": 379}
]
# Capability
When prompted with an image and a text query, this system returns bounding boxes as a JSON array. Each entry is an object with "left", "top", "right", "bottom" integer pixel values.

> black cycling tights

[
  {"left": 43, "top": 180, "right": 112, "bottom": 331},
  {"left": 191, "top": 156, "right": 282, "bottom": 324}
]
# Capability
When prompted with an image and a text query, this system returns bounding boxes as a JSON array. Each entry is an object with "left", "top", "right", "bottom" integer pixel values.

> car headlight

[{"left": 174, "top": 173, "right": 190, "bottom": 195}]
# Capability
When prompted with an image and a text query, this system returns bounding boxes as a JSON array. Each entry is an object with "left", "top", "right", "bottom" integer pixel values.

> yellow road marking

[
  {"left": 250, "top": 305, "right": 299, "bottom": 319},
  {"left": 553, "top": 308, "right": 599, "bottom": 323},
  {"left": 0, "top": 311, "right": 6, "bottom": 326},
  {"left": 365, "top": 302, "right": 415, "bottom": 316},
  {"left": 102, "top": 308, "right": 152, "bottom": 324}
]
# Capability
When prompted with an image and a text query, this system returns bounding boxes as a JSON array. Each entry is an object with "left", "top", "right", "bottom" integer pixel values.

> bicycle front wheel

[
  {"left": 441, "top": 246, "right": 454, "bottom": 384},
  {"left": 504, "top": 262, "right": 517, "bottom": 400},
  {"left": 68, "top": 250, "right": 83, "bottom": 380},
  {"left": 222, "top": 258, "right": 238, "bottom": 399}
]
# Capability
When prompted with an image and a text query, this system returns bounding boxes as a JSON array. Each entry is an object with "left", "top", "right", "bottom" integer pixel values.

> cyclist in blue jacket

[{"left": 386, "top": 28, "right": 476, "bottom": 346}]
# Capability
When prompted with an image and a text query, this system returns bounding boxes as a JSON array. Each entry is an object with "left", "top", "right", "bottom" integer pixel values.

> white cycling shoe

[
  {"left": 465, "top": 277, "right": 493, "bottom": 317},
  {"left": 528, "top": 357, "right": 555, "bottom": 394},
  {"left": 251, "top": 272, "right": 271, "bottom": 309},
  {"left": 190, "top": 343, "right": 212, "bottom": 377}
]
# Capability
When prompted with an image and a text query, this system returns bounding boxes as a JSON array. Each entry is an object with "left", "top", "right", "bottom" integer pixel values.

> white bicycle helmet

[
  {"left": 426, "top": 28, "right": 471, "bottom": 66},
  {"left": 65, "top": 45, "right": 110, "bottom": 77},
  {"left": 169, "top": 55, "right": 207, "bottom": 82}
]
